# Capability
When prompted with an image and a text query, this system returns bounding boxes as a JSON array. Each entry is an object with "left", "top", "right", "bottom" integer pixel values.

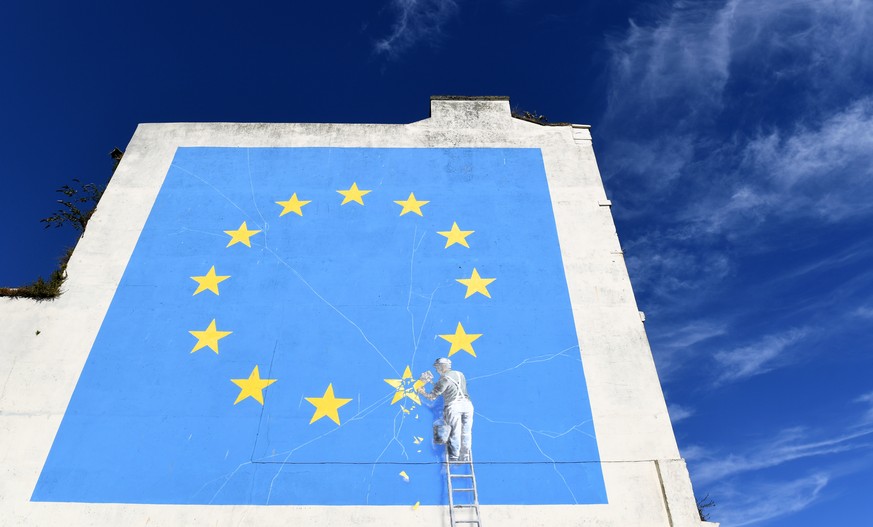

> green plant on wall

[
  {"left": 0, "top": 247, "right": 74, "bottom": 300},
  {"left": 0, "top": 148, "right": 122, "bottom": 300},
  {"left": 511, "top": 107, "right": 550, "bottom": 124},
  {"left": 697, "top": 493, "right": 716, "bottom": 521},
  {"left": 40, "top": 179, "right": 106, "bottom": 233}
]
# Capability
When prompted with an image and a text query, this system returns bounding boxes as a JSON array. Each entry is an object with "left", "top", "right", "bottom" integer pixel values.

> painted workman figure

[{"left": 417, "top": 358, "right": 474, "bottom": 461}]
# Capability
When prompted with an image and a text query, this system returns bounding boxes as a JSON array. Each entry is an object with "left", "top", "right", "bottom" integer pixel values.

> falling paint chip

[
  {"left": 399, "top": 470, "right": 410, "bottom": 482},
  {"left": 402, "top": 407, "right": 411, "bottom": 414},
  {"left": 413, "top": 501, "right": 420, "bottom": 510},
  {"left": 413, "top": 436, "right": 424, "bottom": 444}
]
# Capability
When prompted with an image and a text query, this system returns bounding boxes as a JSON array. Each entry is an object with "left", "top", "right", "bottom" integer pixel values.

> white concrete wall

[{"left": 0, "top": 98, "right": 716, "bottom": 526}]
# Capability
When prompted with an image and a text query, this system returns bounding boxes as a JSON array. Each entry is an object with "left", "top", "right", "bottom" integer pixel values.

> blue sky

[{"left": 3, "top": 1, "right": 872, "bottom": 524}]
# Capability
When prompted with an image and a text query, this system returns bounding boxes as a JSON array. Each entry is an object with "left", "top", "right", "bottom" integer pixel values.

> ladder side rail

[
  {"left": 468, "top": 455, "right": 481, "bottom": 526},
  {"left": 446, "top": 451, "right": 457, "bottom": 526}
]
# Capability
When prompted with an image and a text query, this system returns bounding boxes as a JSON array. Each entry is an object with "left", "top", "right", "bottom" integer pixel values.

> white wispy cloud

[
  {"left": 714, "top": 473, "right": 829, "bottom": 526},
  {"left": 657, "top": 320, "right": 729, "bottom": 350},
  {"left": 605, "top": 0, "right": 873, "bottom": 124},
  {"left": 680, "top": 443, "right": 709, "bottom": 462},
  {"left": 746, "top": 98, "right": 873, "bottom": 190},
  {"left": 667, "top": 403, "right": 695, "bottom": 423},
  {"left": 685, "top": 402, "right": 873, "bottom": 524},
  {"left": 713, "top": 327, "right": 809, "bottom": 384},
  {"left": 602, "top": 135, "right": 697, "bottom": 191},
  {"left": 601, "top": 0, "right": 873, "bottom": 351},
  {"left": 624, "top": 235, "right": 731, "bottom": 315},
  {"left": 690, "top": 426, "right": 873, "bottom": 485},
  {"left": 601, "top": 4, "right": 873, "bottom": 522},
  {"left": 853, "top": 306, "right": 873, "bottom": 320},
  {"left": 606, "top": 1, "right": 734, "bottom": 123},
  {"left": 648, "top": 319, "right": 728, "bottom": 380},
  {"left": 855, "top": 391, "right": 873, "bottom": 424},
  {"left": 695, "top": 96, "right": 873, "bottom": 231},
  {"left": 603, "top": 0, "right": 873, "bottom": 230},
  {"left": 764, "top": 239, "right": 873, "bottom": 285},
  {"left": 374, "top": 0, "right": 459, "bottom": 57}
]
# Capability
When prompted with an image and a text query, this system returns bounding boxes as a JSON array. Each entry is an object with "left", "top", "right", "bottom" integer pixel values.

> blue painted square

[{"left": 32, "top": 147, "right": 607, "bottom": 505}]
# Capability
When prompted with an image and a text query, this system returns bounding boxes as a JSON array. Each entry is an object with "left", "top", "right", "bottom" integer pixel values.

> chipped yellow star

[
  {"left": 384, "top": 366, "right": 426, "bottom": 405},
  {"left": 224, "top": 221, "right": 261, "bottom": 248},
  {"left": 275, "top": 193, "right": 311, "bottom": 217},
  {"left": 394, "top": 192, "right": 429, "bottom": 216},
  {"left": 439, "top": 322, "right": 482, "bottom": 357},
  {"left": 189, "top": 319, "right": 232, "bottom": 354},
  {"left": 230, "top": 365, "right": 277, "bottom": 405},
  {"left": 337, "top": 182, "right": 371, "bottom": 205},
  {"left": 456, "top": 268, "right": 495, "bottom": 299},
  {"left": 190, "top": 265, "right": 230, "bottom": 296},
  {"left": 305, "top": 384, "right": 352, "bottom": 425},
  {"left": 437, "top": 222, "right": 474, "bottom": 248}
]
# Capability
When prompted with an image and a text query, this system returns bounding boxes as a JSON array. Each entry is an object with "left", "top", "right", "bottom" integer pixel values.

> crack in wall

[{"left": 174, "top": 159, "right": 602, "bottom": 506}]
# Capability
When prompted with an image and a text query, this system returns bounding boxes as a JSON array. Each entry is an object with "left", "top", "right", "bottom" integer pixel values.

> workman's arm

[{"left": 417, "top": 376, "right": 447, "bottom": 401}]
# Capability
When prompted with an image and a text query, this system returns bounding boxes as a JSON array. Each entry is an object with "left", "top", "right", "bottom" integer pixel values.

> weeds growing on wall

[
  {"left": 39, "top": 179, "right": 106, "bottom": 233},
  {"left": 510, "top": 108, "right": 573, "bottom": 127},
  {"left": 696, "top": 493, "right": 716, "bottom": 522},
  {"left": 0, "top": 247, "right": 73, "bottom": 300},
  {"left": 511, "top": 108, "right": 551, "bottom": 124},
  {"left": 0, "top": 148, "right": 123, "bottom": 300}
]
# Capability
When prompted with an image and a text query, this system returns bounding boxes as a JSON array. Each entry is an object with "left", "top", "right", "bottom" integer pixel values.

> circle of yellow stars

[{"left": 186, "top": 180, "right": 496, "bottom": 427}]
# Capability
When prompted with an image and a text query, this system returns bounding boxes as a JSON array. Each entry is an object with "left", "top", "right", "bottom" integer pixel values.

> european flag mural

[{"left": 32, "top": 147, "right": 606, "bottom": 506}]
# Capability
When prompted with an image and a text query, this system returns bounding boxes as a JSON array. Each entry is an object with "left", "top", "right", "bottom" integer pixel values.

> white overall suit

[{"left": 421, "top": 369, "right": 473, "bottom": 461}]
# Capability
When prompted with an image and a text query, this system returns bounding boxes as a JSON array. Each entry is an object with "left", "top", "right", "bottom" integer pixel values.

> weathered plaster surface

[{"left": 0, "top": 98, "right": 716, "bottom": 526}]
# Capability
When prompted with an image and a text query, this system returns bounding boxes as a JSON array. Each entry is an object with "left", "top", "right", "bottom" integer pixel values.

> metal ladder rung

[{"left": 446, "top": 451, "right": 481, "bottom": 527}]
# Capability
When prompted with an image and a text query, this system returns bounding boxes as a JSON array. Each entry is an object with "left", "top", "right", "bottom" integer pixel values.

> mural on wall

[{"left": 32, "top": 147, "right": 607, "bottom": 506}]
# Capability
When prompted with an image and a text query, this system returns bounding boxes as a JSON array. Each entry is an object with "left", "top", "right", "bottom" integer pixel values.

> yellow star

[
  {"left": 230, "top": 365, "right": 277, "bottom": 405},
  {"left": 190, "top": 265, "right": 230, "bottom": 296},
  {"left": 437, "top": 222, "right": 474, "bottom": 248},
  {"left": 439, "top": 322, "right": 482, "bottom": 357},
  {"left": 224, "top": 221, "right": 261, "bottom": 248},
  {"left": 337, "top": 182, "right": 371, "bottom": 205},
  {"left": 384, "top": 366, "right": 426, "bottom": 405},
  {"left": 456, "top": 268, "right": 496, "bottom": 299},
  {"left": 189, "top": 319, "right": 232, "bottom": 354},
  {"left": 305, "top": 384, "right": 353, "bottom": 425},
  {"left": 275, "top": 193, "right": 311, "bottom": 217},
  {"left": 394, "top": 192, "right": 429, "bottom": 216}
]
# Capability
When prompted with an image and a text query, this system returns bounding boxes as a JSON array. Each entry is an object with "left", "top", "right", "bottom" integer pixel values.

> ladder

[{"left": 446, "top": 451, "right": 482, "bottom": 527}]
